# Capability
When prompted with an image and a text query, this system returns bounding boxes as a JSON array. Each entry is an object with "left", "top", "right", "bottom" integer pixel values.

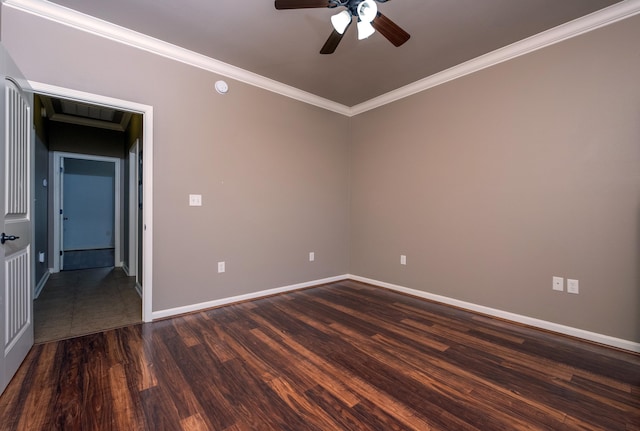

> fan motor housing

[{"left": 330, "top": 0, "right": 388, "bottom": 15}]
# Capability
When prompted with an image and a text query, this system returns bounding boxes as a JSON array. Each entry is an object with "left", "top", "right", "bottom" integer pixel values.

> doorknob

[{"left": 0, "top": 233, "right": 20, "bottom": 244}]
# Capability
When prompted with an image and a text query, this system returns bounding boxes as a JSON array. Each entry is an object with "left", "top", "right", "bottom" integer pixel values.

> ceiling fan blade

[
  {"left": 371, "top": 11, "right": 410, "bottom": 47},
  {"left": 320, "top": 28, "right": 346, "bottom": 54},
  {"left": 275, "top": 0, "right": 330, "bottom": 9}
]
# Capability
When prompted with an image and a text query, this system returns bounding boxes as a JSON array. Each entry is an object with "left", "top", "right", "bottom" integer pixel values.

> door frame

[
  {"left": 53, "top": 152, "right": 121, "bottom": 271},
  {"left": 30, "top": 81, "right": 154, "bottom": 322},
  {"left": 127, "top": 139, "right": 139, "bottom": 281}
]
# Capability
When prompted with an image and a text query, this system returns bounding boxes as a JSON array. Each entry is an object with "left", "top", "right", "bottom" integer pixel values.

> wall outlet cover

[{"left": 552, "top": 276, "right": 564, "bottom": 292}]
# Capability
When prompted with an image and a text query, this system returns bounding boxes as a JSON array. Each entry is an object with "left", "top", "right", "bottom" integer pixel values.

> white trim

[
  {"left": 143, "top": 270, "right": 640, "bottom": 352},
  {"left": 33, "top": 269, "right": 50, "bottom": 299},
  {"left": 52, "top": 152, "right": 121, "bottom": 271},
  {"left": 30, "top": 81, "right": 155, "bottom": 323},
  {"left": 152, "top": 275, "right": 349, "bottom": 320},
  {"left": 142, "top": 105, "right": 153, "bottom": 323},
  {"left": 2, "top": 0, "right": 351, "bottom": 116},
  {"left": 28, "top": 82, "right": 149, "bottom": 114},
  {"left": 348, "top": 275, "right": 640, "bottom": 353},
  {"left": 351, "top": 0, "right": 640, "bottom": 115},
  {"left": 5, "top": 0, "right": 640, "bottom": 117}
]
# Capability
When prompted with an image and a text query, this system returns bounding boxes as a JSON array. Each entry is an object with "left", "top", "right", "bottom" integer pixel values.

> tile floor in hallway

[{"left": 34, "top": 267, "right": 142, "bottom": 344}]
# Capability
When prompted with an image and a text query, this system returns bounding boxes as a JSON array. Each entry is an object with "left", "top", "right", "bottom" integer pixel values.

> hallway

[{"left": 34, "top": 267, "right": 142, "bottom": 343}]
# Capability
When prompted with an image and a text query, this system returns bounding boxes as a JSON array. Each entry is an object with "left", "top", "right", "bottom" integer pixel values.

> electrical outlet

[
  {"left": 552, "top": 276, "right": 564, "bottom": 292},
  {"left": 567, "top": 279, "right": 579, "bottom": 294},
  {"left": 217, "top": 261, "right": 225, "bottom": 273},
  {"left": 309, "top": 252, "right": 315, "bottom": 262},
  {"left": 400, "top": 255, "right": 407, "bottom": 265}
]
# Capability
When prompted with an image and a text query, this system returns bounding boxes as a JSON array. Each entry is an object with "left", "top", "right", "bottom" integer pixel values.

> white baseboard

[
  {"left": 348, "top": 275, "right": 640, "bottom": 353},
  {"left": 34, "top": 270, "right": 51, "bottom": 299},
  {"left": 122, "top": 263, "right": 130, "bottom": 276},
  {"left": 149, "top": 272, "right": 639, "bottom": 353},
  {"left": 151, "top": 274, "right": 349, "bottom": 320},
  {"left": 134, "top": 282, "right": 142, "bottom": 298}
]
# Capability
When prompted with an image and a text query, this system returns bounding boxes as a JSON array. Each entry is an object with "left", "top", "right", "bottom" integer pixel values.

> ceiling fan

[{"left": 274, "top": 0, "right": 410, "bottom": 54}]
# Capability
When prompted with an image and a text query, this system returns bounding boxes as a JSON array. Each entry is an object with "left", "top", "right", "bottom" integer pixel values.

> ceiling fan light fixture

[
  {"left": 357, "top": 0, "right": 378, "bottom": 23},
  {"left": 357, "top": 19, "right": 375, "bottom": 40},
  {"left": 330, "top": 10, "right": 351, "bottom": 35},
  {"left": 274, "top": 0, "right": 410, "bottom": 54}
]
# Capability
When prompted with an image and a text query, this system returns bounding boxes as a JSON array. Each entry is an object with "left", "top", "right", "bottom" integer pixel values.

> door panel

[
  {"left": 5, "top": 249, "right": 30, "bottom": 353},
  {"left": 0, "top": 45, "right": 33, "bottom": 396}
]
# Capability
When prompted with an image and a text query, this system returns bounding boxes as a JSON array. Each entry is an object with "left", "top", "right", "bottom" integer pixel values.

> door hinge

[{"left": 60, "top": 251, "right": 63, "bottom": 256}]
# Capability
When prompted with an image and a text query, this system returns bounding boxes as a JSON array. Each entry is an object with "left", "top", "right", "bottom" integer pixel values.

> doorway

[
  {"left": 54, "top": 153, "right": 120, "bottom": 271},
  {"left": 30, "top": 81, "right": 154, "bottom": 327},
  {"left": 35, "top": 111, "right": 141, "bottom": 342}
]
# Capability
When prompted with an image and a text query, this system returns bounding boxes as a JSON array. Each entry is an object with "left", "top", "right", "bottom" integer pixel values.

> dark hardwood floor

[{"left": 1, "top": 280, "right": 639, "bottom": 430}]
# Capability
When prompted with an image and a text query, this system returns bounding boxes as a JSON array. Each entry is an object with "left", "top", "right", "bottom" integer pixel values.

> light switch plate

[
  {"left": 189, "top": 194, "right": 202, "bottom": 206},
  {"left": 309, "top": 252, "right": 315, "bottom": 262},
  {"left": 400, "top": 255, "right": 407, "bottom": 265},
  {"left": 217, "top": 261, "right": 225, "bottom": 273},
  {"left": 567, "top": 279, "right": 579, "bottom": 294}
]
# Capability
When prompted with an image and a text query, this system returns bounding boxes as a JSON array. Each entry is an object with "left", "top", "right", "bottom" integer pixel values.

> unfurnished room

[{"left": 0, "top": 0, "right": 639, "bottom": 429}]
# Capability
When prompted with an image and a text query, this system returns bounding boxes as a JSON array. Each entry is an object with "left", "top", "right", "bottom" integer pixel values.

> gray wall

[
  {"left": 33, "top": 94, "right": 48, "bottom": 289},
  {"left": 1, "top": 6, "right": 350, "bottom": 312},
  {"left": 350, "top": 15, "right": 640, "bottom": 342},
  {"left": 49, "top": 122, "right": 125, "bottom": 159},
  {"left": 34, "top": 135, "right": 48, "bottom": 286}
]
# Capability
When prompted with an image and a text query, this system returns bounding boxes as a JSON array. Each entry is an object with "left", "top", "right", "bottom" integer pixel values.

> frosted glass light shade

[
  {"left": 357, "top": 0, "right": 378, "bottom": 23},
  {"left": 357, "top": 20, "right": 375, "bottom": 40},
  {"left": 331, "top": 10, "right": 351, "bottom": 34}
]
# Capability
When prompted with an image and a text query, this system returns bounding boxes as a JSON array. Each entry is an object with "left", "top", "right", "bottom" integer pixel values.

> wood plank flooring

[{"left": 1, "top": 280, "right": 639, "bottom": 430}]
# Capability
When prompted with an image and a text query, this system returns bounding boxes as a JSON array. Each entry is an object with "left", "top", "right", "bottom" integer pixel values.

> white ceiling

[{"left": 20, "top": 0, "right": 626, "bottom": 106}]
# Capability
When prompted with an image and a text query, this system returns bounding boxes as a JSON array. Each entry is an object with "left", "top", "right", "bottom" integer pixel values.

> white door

[{"left": 0, "top": 45, "right": 33, "bottom": 396}]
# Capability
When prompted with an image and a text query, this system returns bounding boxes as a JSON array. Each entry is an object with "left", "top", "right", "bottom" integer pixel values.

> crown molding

[
  {"left": 2, "top": 0, "right": 352, "bottom": 116},
  {"left": 4, "top": 0, "right": 640, "bottom": 118},
  {"left": 350, "top": 0, "right": 640, "bottom": 116}
]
